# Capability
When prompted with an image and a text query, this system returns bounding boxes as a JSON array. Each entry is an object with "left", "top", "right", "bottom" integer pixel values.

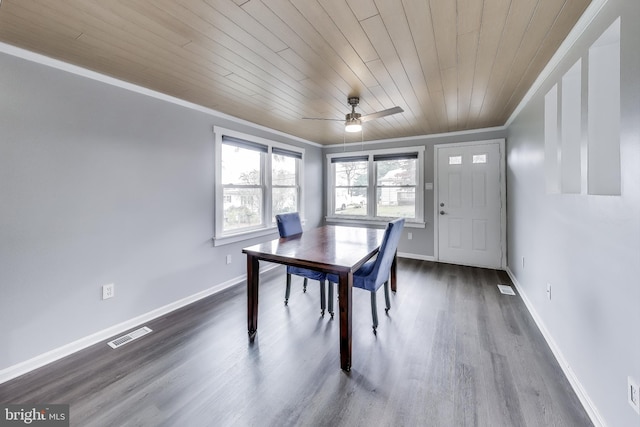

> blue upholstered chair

[
  {"left": 327, "top": 218, "right": 405, "bottom": 332},
  {"left": 275, "top": 213, "right": 328, "bottom": 316}
]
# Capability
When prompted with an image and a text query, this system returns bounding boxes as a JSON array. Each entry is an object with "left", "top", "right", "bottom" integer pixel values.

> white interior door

[{"left": 436, "top": 141, "right": 504, "bottom": 268}]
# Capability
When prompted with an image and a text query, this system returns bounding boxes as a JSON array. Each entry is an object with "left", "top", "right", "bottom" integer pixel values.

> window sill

[
  {"left": 213, "top": 226, "right": 279, "bottom": 247},
  {"left": 325, "top": 216, "right": 425, "bottom": 228}
]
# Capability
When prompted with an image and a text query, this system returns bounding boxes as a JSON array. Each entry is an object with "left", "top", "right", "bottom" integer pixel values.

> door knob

[
  {"left": 440, "top": 210, "right": 445, "bottom": 215},
  {"left": 440, "top": 202, "right": 444, "bottom": 207}
]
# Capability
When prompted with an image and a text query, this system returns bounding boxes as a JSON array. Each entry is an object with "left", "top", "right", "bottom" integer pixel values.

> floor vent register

[
  {"left": 107, "top": 326, "right": 152, "bottom": 349},
  {"left": 497, "top": 284, "right": 516, "bottom": 295}
]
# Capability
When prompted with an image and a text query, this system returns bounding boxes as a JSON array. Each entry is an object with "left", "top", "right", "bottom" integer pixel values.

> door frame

[{"left": 433, "top": 138, "right": 507, "bottom": 269}]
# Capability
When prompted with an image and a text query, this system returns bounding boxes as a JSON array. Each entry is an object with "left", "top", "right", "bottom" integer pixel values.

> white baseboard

[
  {"left": 0, "top": 265, "right": 278, "bottom": 385},
  {"left": 398, "top": 252, "right": 435, "bottom": 262},
  {"left": 506, "top": 267, "right": 607, "bottom": 427}
]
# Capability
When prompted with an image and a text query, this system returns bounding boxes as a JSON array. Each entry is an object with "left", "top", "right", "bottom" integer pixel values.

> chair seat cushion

[
  {"left": 326, "top": 259, "right": 378, "bottom": 292},
  {"left": 353, "top": 259, "right": 377, "bottom": 291},
  {"left": 326, "top": 218, "right": 404, "bottom": 293},
  {"left": 287, "top": 266, "right": 326, "bottom": 281}
]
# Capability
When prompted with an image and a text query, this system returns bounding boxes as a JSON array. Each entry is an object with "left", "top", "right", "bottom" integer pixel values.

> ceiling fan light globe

[{"left": 345, "top": 119, "right": 362, "bottom": 133}]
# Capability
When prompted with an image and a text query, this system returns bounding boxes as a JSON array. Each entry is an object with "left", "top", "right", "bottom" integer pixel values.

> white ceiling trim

[
  {"left": 1, "top": 39, "right": 507, "bottom": 149},
  {"left": 0, "top": 41, "right": 323, "bottom": 148},
  {"left": 327, "top": 126, "right": 507, "bottom": 150}
]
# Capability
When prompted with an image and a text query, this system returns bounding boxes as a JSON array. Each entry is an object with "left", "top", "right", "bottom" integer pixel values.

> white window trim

[
  {"left": 214, "top": 126, "right": 305, "bottom": 246},
  {"left": 326, "top": 146, "right": 425, "bottom": 226}
]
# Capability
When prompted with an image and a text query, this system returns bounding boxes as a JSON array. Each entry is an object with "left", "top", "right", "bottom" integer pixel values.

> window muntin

[
  {"left": 215, "top": 127, "right": 304, "bottom": 243},
  {"left": 327, "top": 147, "right": 424, "bottom": 224}
]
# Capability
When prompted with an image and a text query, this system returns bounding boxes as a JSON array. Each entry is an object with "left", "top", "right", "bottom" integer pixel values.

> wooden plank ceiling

[{"left": 0, "top": 0, "right": 590, "bottom": 145}]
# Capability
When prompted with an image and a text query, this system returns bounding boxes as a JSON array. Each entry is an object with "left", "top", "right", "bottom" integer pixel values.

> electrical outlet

[
  {"left": 629, "top": 377, "right": 640, "bottom": 414},
  {"left": 546, "top": 283, "right": 552, "bottom": 300},
  {"left": 407, "top": 232, "right": 413, "bottom": 240},
  {"left": 226, "top": 254, "right": 232, "bottom": 265},
  {"left": 102, "top": 283, "right": 114, "bottom": 300}
]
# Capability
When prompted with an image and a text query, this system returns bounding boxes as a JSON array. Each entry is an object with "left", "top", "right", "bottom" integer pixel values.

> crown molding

[{"left": 0, "top": 42, "right": 323, "bottom": 148}]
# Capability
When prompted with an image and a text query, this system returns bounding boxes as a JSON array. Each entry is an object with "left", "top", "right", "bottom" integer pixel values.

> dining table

[{"left": 242, "top": 224, "right": 397, "bottom": 371}]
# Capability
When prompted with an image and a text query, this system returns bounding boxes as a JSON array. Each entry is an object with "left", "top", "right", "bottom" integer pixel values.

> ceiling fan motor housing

[
  {"left": 346, "top": 96, "right": 361, "bottom": 123},
  {"left": 345, "top": 112, "right": 361, "bottom": 122}
]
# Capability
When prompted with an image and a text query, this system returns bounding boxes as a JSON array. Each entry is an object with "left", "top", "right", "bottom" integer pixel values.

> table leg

[
  {"left": 390, "top": 250, "right": 398, "bottom": 292},
  {"left": 247, "top": 254, "right": 259, "bottom": 340},
  {"left": 338, "top": 271, "right": 353, "bottom": 371}
]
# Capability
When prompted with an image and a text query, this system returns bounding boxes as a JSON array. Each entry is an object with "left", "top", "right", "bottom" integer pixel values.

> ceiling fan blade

[
  {"left": 301, "top": 117, "right": 343, "bottom": 121},
  {"left": 360, "top": 106, "right": 404, "bottom": 122}
]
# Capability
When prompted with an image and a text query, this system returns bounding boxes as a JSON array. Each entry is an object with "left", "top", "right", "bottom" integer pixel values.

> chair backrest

[
  {"left": 363, "top": 218, "right": 405, "bottom": 290},
  {"left": 275, "top": 212, "right": 303, "bottom": 238}
]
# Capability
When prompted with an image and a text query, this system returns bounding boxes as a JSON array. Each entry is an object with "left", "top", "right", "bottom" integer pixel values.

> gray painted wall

[
  {"left": 3, "top": 3, "right": 638, "bottom": 425},
  {"left": 0, "top": 51, "right": 324, "bottom": 370},
  {"left": 322, "top": 129, "right": 507, "bottom": 258},
  {"left": 506, "top": 0, "right": 640, "bottom": 425}
]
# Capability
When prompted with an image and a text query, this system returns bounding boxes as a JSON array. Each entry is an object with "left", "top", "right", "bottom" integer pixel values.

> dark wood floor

[{"left": 1, "top": 259, "right": 592, "bottom": 426}]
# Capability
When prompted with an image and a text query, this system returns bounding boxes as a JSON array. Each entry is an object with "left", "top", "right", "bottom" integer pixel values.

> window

[
  {"left": 272, "top": 148, "right": 302, "bottom": 219},
  {"left": 472, "top": 154, "right": 487, "bottom": 164},
  {"left": 449, "top": 155, "right": 462, "bottom": 165},
  {"left": 214, "top": 127, "right": 303, "bottom": 245},
  {"left": 327, "top": 147, "right": 424, "bottom": 224},
  {"left": 375, "top": 153, "right": 417, "bottom": 219},
  {"left": 333, "top": 156, "right": 368, "bottom": 216},
  {"left": 221, "top": 141, "right": 264, "bottom": 232}
]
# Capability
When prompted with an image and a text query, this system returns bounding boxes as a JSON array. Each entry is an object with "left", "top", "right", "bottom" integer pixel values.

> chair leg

[
  {"left": 285, "top": 273, "right": 292, "bottom": 305},
  {"left": 319, "top": 280, "right": 326, "bottom": 316},
  {"left": 328, "top": 282, "right": 334, "bottom": 318},
  {"left": 303, "top": 278, "right": 308, "bottom": 293},
  {"left": 384, "top": 280, "right": 391, "bottom": 314},
  {"left": 370, "top": 292, "right": 378, "bottom": 333}
]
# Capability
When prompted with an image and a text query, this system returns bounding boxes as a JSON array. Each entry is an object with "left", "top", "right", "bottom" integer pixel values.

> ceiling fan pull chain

[{"left": 343, "top": 129, "right": 346, "bottom": 152}]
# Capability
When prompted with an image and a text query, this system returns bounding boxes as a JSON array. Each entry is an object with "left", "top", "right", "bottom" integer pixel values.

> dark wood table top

[{"left": 242, "top": 225, "right": 385, "bottom": 274}]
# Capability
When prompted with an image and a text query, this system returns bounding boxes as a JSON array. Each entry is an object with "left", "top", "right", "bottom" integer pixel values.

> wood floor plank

[{"left": 0, "top": 260, "right": 593, "bottom": 427}]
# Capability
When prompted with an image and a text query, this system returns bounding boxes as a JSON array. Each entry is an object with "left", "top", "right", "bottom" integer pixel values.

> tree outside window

[
  {"left": 221, "top": 144, "right": 262, "bottom": 231},
  {"left": 216, "top": 128, "right": 304, "bottom": 242},
  {"left": 334, "top": 159, "right": 368, "bottom": 216}
]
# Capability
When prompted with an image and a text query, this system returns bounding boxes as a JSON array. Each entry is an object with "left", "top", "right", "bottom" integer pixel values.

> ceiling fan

[{"left": 303, "top": 97, "right": 404, "bottom": 133}]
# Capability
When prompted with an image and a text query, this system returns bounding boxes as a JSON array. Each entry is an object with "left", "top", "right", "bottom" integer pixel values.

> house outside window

[
  {"left": 214, "top": 127, "right": 304, "bottom": 245},
  {"left": 221, "top": 142, "right": 263, "bottom": 232},
  {"left": 327, "top": 146, "right": 424, "bottom": 225},
  {"left": 333, "top": 156, "right": 368, "bottom": 216},
  {"left": 375, "top": 154, "right": 417, "bottom": 219}
]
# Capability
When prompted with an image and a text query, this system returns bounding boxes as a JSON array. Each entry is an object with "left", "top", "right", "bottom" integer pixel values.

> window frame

[
  {"left": 326, "top": 146, "right": 425, "bottom": 226},
  {"left": 214, "top": 127, "right": 304, "bottom": 246}
]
